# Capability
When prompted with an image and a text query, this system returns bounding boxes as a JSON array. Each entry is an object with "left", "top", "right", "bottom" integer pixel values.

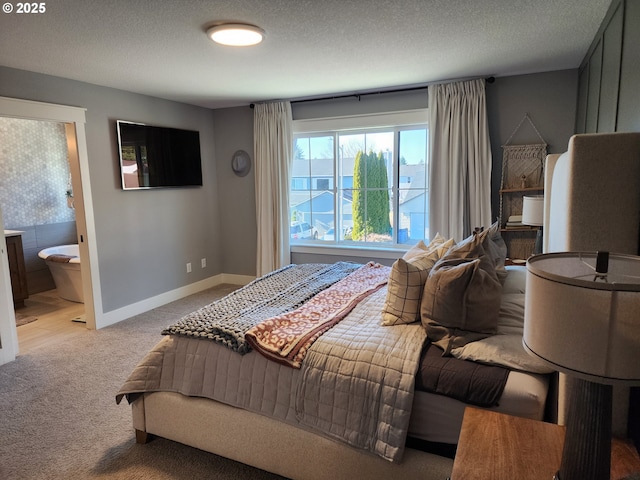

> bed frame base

[
  {"left": 135, "top": 429, "right": 150, "bottom": 444},
  {"left": 131, "top": 391, "right": 453, "bottom": 480}
]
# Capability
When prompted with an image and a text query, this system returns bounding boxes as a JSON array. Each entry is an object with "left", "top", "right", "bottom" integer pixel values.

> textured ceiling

[{"left": 0, "top": 0, "right": 611, "bottom": 109}]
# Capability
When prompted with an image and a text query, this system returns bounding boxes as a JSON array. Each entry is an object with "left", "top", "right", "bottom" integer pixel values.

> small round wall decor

[{"left": 231, "top": 150, "right": 251, "bottom": 177}]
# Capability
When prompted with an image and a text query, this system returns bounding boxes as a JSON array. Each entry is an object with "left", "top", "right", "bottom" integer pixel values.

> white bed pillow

[
  {"left": 451, "top": 334, "right": 554, "bottom": 374},
  {"left": 496, "top": 293, "right": 526, "bottom": 333},
  {"left": 502, "top": 265, "right": 527, "bottom": 294}
]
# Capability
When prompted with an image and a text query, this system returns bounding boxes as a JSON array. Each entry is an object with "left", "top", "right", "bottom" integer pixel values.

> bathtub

[{"left": 38, "top": 244, "right": 84, "bottom": 303}]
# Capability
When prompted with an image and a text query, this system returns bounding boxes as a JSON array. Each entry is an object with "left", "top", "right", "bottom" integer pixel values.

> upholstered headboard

[
  {"left": 543, "top": 132, "right": 640, "bottom": 436},
  {"left": 544, "top": 132, "right": 640, "bottom": 255}
]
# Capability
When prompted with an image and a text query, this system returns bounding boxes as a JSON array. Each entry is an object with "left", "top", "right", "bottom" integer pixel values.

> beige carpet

[
  {"left": 0, "top": 284, "right": 286, "bottom": 480},
  {"left": 14, "top": 313, "right": 37, "bottom": 327}
]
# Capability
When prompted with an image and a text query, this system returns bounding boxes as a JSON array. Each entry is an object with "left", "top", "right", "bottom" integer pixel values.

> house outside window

[{"left": 291, "top": 110, "right": 428, "bottom": 247}]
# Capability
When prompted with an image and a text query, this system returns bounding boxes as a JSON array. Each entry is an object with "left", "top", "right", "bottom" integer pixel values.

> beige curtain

[
  {"left": 428, "top": 79, "right": 492, "bottom": 242},
  {"left": 253, "top": 101, "right": 293, "bottom": 276}
]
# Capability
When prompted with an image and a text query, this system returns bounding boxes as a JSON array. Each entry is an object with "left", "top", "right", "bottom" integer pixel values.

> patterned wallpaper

[{"left": 0, "top": 117, "right": 75, "bottom": 228}]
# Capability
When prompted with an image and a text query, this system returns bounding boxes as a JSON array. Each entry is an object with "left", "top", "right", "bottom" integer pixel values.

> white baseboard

[
  {"left": 97, "top": 273, "right": 255, "bottom": 329},
  {"left": 218, "top": 272, "right": 255, "bottom": 286}
]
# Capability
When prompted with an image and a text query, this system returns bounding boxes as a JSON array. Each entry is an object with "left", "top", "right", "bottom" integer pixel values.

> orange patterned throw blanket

[{"left": 245, "top": 262, "right": 391, "bottom": 368}]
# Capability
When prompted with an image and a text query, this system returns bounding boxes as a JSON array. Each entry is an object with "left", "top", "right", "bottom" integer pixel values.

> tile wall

[{"left": 0, "top": 117, "right": 77, "bottom": 295}]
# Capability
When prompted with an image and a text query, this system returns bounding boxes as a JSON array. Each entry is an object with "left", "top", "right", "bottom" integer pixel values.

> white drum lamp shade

[
  {"left": 522, "top": 195, "right": 544, "bottom": 254},
  {"left": 524, "top": 251, "right": 640, "bottom": 479},
  {"left": 522, "top": 195, "right": 544, "bottom": 226}
]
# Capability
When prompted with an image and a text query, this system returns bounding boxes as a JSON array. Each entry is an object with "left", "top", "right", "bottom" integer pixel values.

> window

[{"left": 291, "top": 111, "right": 428, "bottom": 247}]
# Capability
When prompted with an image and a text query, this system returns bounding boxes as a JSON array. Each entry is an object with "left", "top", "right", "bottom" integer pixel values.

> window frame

[{"left": 291, "top": 109, "right": 429, "bottom": 255}]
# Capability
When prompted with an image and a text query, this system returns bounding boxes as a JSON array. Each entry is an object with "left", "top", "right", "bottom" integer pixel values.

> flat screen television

[{"left": 116, "top": 120, "right": 203, "bottom": 190}]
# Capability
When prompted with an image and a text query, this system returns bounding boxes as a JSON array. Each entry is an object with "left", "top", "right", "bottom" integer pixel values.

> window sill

[{"left": 290, "top": 243, "right": 407, "bottom": 260}]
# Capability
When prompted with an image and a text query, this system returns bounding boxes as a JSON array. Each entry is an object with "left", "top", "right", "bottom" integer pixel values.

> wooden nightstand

[{"left": 450, "top": 407, "right": 640, "bottom": 480}]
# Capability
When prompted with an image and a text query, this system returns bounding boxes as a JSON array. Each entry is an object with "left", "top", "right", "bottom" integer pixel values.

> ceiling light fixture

[{"left": 207, "top": 24, "right": 265, "bottom": 47}]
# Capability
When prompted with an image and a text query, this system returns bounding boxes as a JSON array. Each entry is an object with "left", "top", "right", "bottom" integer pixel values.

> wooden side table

[{"left": 450, "top": 407, "right": 640, "bottom": 480}]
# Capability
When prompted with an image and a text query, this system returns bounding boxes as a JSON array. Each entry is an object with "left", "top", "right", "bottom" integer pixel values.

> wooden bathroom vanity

[{"left": 4, "top": 230, "right": 28, "bottom": 308}]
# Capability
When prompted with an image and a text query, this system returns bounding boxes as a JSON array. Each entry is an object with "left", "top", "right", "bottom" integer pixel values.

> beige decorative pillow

[
  {"left": 431, "top": 237, "right": 455, "bottom": 258},
  {"left": 421, "top": 234, "right": 502, "bottom": 354},
  {"left": 402, "top": 240, "right": 429, "bottom": 261},
  {"left": 381, "top": 246, "right": 443, "bottom": 326},
  {"left": 402, "top": 232, "right": 449, "bottom": 261}
]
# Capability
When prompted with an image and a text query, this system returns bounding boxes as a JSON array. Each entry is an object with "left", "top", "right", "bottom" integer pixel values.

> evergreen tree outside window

[{"left": 352, "top": 150, "right": 392, "bottom": 241}]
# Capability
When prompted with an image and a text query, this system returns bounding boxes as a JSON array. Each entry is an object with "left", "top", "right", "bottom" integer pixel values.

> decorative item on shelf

[
  {"left": 524, "top": 252, "right": 640, "bottom": 480},
  {"left": 498, "top": 113, "right": 547, "bottom": 260},
  {"left": 504, "top": 214, "right": 524, "bottom": 229},
  {"left": 522, "top": 195, "right": 544, "bottom": 254},
  {"left": 500, "top": 113, "right": 546, "bottom": 190}
]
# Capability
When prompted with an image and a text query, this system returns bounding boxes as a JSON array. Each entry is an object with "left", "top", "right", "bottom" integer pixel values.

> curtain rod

[{"left": 249, "top": 76, "right": 495, "bottom": 108}]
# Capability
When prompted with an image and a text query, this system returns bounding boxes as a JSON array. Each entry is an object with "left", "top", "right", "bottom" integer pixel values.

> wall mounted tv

[{"left": 116, "top": 120, "right": 203, "bottom": 190}]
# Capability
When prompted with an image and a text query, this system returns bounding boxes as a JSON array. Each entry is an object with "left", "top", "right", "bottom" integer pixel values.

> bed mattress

[
  {"left": 409, "top": 369, "right": 549, "bottom": 444},
  {"left": 120, "top": 332, "right": 548, "bottom": 449},
  {"left": 119, "top": 312, "right": 548, "bottom": 453}
]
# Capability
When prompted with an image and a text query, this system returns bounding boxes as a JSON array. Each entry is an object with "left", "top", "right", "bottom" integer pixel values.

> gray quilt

[
  {"left": 161, "top": 262, "right": 360, "bottom": 353},
  {"left": 295, "top": 288, "right": 426, "bottom": 462},
  {"left": 117, "top": 286, "right": 425, "bottom": 463}
]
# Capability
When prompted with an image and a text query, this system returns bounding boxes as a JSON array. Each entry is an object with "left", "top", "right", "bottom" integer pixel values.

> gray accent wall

[
  {"left": 0, "top": 66, "right": 222, "bottom": 313},
  {"left": 576, "top": 0, "right": 640, "bottom": 134},
  {"left": 486, "top": 70, "right": 579, "bottom": 221},
  {"left": 292, "top": 89, "right": 428, "bottom": 120},
  {"left": 212, "top": 106, "right": 256, "bottom": 276}
]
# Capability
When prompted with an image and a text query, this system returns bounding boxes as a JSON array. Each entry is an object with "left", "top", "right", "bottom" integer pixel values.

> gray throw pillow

[
  {"left": 421, "top": 234, "right": 502, "bottom": 354},
  {"left": 476, "top": 220, "right": 508, "bottom": 283}
]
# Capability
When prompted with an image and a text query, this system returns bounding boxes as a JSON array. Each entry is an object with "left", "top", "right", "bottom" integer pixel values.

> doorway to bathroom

[
  {"left": 0, "top": 116, "right": 86, "bottom": 351},
  {"left": 0, "top": 96, "right": 99, "bottom": 365}
]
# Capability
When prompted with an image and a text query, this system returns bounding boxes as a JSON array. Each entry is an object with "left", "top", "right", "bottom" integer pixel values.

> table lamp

[
  {"left": 522, "top": 195, "right": 544, "bottom": 254},
  {"left": 524, "top": 251, "right": 640, "bottom": 480}
]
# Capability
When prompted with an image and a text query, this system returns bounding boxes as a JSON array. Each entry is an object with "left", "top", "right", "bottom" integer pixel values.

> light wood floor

[{"left": 15, "top": 289, "right": 87, "bottom": 355}]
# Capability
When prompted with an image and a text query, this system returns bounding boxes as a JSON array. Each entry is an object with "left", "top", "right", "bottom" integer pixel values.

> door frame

[{"left": 0, "top": 96, "right": 102, "bottom": 364}]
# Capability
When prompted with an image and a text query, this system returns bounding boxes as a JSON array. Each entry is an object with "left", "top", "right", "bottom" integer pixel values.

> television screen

[{"left": 116, "top": 120, "right": 203, "bottom": 190}]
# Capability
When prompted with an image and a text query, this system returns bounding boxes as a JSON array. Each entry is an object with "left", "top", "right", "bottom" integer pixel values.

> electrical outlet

[
  {"left": 201, "top": 258, "right": 206, "bottom": 268},
  {"left": 186, "top": 262, "right": 192, "bottom": 273}
]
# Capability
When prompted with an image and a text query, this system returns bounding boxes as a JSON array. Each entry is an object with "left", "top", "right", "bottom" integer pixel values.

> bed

[
  {"left": 117, "top": 132, "right": 640, "bottom": 478},
  {"left": 116, "top": 223, "right": 555, "bottom": 480}
]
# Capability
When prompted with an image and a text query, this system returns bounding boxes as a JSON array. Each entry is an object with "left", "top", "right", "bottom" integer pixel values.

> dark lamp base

[{"left": 556, "top": 377, "right": 613, "bottom": 480}]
